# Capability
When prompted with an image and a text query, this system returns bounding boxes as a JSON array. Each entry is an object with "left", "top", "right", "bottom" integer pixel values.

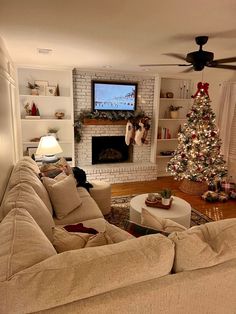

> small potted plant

[
  {"left": 169, "top": 105, "right": 182, "bottom": 119},
  {"left": 160, "top": 189, "right": 172, "bottom": 206},
  {"left": 48, "top": 127, "right": 59, "bottom": 140},
  {"left": 27, "top": 82, "right": 40, "bottom": 95}
]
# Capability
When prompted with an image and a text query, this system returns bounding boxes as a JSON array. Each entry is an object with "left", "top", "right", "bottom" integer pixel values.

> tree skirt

[{"left": 105, "top": 195, "right": 213, "bottom": 230}]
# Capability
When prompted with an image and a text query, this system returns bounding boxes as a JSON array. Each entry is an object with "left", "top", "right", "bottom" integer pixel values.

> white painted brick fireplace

[{"left": 73, "top": 69, "right": 158, "bottom": 183}]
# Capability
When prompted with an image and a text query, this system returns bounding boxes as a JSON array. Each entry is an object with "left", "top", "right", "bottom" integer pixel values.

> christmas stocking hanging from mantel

[
  {"left": 125, "top": 120, "right": 135, "bottom": 145},
  {"left": 134, "top": 117, "right": 150, "bottom": 146}
]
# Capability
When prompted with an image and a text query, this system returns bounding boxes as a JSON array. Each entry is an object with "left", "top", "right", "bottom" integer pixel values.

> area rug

[{"left": 105, "top": 195, "right": 213, "bottom": 230}]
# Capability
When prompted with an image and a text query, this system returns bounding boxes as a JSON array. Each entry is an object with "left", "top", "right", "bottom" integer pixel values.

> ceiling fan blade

[
  {"left": 181, "top": 66, "right": 194, "bottom": 73},
  {"left": 207, "top": 64, "right": 236, "bottom": 70},
  {"left": 212, "top": 57, "right": 236, "bottom": 64},
  {"left": 139, "top": 63, "right": 191, "bottom": 67},
  {"left": 163, "top": 53, "right": 186, "bottom": 61}
]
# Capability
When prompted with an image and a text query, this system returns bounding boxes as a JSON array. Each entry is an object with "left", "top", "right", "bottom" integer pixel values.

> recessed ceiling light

[{"left": 37, "top": 48, "right": 53, "bottom": 54}]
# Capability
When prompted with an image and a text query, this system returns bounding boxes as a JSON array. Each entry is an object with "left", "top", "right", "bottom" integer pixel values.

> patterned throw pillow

[
  {"left": 124, "top": 220, "right": 170, "bottom": 238},
  {"left": 40, "top": 157, "right": 72, "bottom": 178}
]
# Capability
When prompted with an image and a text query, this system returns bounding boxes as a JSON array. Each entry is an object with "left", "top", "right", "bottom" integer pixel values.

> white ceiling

[{"left": 0, "top": 0, "right": 236, "bottom": 74}]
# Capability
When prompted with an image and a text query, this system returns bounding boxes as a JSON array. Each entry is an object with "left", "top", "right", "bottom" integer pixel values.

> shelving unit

[
  {"left": 156, "top": 77, "right": 193, "bottom": 176},
  {"left": 17, "top": 66, "right": 74, "bottom": 165}
]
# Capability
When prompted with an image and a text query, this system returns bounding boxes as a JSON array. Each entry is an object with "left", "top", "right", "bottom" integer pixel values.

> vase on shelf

[
  {"left": 31, "top": 89, "right": 39, "bottom": 96},
  {"left": 170, "top": 111, "right": 179, "bottom": 119}
]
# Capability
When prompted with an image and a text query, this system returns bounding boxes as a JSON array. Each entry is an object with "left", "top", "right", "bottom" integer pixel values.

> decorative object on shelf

[
  {"left": 36, "top": 135, "right": 63, "bottom": 163},
  {"left": 169, "top": 105, "right": 183, "bottom": 119},
  {"left": 55, "top": 84, "right": 60, "bottom": 96},
  {"left": 166, "top": 92, "right": 174, "bottom": 98},
  {"left": 30, "top": 137, "right": 41, "bottom": 142},
  {"left": 55, "top": 111, "right": 65, "bottom": 119},
  {"left": 74, "top": 109, "right": 149, "bottom": 143},
  {"left": 24, "top": 102, "right": 40, "bottom": 118},
  {"left": 167, "top": 82, "right": 227, "bottom": 195},
  {"left": 160, "top": 189, "right": 172, "bottom": 206},
  {"left": 27, "top": 146, "right": 38, "bottom": 157},
  {"left": 48, "top": 127, "right": 59, "bottom": 140},
  {"left": 34, "top": 80, "right": 49, "bottom": 96},
  {"left": 46, "top": 85, "right": 57, "bottom": 96},
  {"left": 160, "top": 151, "right": 174, "bottom": 156},
  {"left": 27, "top": 82, "right": 40, "bottom": 95},
  {"left": 179, "top": 81, "right": 190, "bottom": 99},
  {"left": 158, "top": 127, "right": 171, "bottom": 139}
]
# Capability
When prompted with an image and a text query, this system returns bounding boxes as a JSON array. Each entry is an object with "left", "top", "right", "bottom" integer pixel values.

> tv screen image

[{"left": 92, "top": 81, "right": 137, "bottom": 111}]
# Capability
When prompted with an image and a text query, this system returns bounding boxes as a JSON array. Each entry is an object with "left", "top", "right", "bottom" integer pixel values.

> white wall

[{"left": 0, "top": 36, "right": 19, "bottom": 204}]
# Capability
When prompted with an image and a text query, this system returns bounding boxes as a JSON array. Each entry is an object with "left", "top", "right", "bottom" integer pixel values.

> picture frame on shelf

[
  {"left": 34, "top": 80, "right": 48, "bottom": 96},
  {"left": 27, "top": 146, "right": 40, "bottom": 159},
  {"left": 46, "top": 85, "right": 56, "bottom": 96}
]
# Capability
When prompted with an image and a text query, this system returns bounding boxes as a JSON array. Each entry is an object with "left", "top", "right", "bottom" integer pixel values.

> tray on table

[{"left": 145, "top": 197, "right": 173, "bottom": 210}]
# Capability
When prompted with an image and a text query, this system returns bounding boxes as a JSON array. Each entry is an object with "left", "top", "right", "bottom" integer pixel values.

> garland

[{"left": 74, "top": 109, "right": 148, "bottom": 143}]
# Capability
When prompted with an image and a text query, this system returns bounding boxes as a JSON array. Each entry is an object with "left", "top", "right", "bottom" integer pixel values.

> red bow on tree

[{"left": 191, "top": 82, "right": 209, "bottom": 98}]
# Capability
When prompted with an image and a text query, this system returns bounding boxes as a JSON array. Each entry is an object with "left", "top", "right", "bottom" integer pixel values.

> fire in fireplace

[{"left": 92, "top": 136, "right": 133, "bottom": 164}]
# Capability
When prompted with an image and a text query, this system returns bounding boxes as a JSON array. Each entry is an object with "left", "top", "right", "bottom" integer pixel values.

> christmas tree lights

[{"left": 167, "top": 82, "right": 227, "bottom": 183}]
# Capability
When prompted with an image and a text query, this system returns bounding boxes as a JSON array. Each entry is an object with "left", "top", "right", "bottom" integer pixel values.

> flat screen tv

[{"left": 92, "top": 81, "right": 138, "bottom": 111}]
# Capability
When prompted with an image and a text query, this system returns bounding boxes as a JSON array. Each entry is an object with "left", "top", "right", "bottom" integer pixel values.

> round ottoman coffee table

[{"left": 130, "top": 194, "right": 191, "bottom": 228}]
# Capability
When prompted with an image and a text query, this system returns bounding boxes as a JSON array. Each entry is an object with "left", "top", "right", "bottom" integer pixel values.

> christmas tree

[{"left": 167, "top": 82, "right": 227, "bottom": 183}]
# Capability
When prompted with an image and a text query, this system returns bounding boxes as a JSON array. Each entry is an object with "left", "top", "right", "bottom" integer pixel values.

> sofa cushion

[
  {"left": 169, "top": 218, "right": 236, "bottom": 272},
  {"left": 42, "top": 174, "right": 82, "bottom": 219},
  {"left": 1, "top": 183, "right": 55, "bottom": 242},
  {"left": 8, "top": 162, "right": 53, "bottom": 215},
  {"left": 141, "top": 208, "right": 187, "bottom": 233},
  {"left": 5, "top": 234, "right": 174, "bottom": 313},
  {"left": 0, "top": 208, "right": 56, "bottom": 282},
  {"left": 53, "top": 227, "right": 113, "bottom": 252},
  {"left": 54, "top": 195, "right": 103, "bottom": 225}
]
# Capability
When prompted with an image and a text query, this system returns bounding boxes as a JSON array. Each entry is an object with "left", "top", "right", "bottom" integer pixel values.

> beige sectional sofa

[{"left": 0, "top": 157, "right": 236, "bottom": 314}]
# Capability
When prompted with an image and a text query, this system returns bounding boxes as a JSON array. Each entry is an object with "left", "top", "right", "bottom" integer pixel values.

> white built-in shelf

[
  {"left": 158, "top": 118, "right": 187, "bottom": 121},
  {"left": 21, "top": 118, "right": 71, "bottom": 121},
  {"left": 156, "top": 77, "right": 192, "bottom": 177},
  {"left": 23, "top": 141, "right": 72, "bottom": 145},
  {"left": 17, "top": 66, "right": 74, "bottom": 166},
  {"left": 156, "top": 155, "right": 173, "bottom": 159},
  {"left": 160, "top": 98, "right": 191, "bottom": 101},
  {"left": 157, "top": 138, "right": 178, "bottom": 141},
  {"left": 19, "top": 95, "right": 70, "bottom": 100}
]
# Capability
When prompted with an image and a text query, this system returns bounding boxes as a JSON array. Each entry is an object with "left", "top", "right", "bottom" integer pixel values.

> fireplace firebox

[{"left": 92, "top": 136, "right": 133, "bottom": 164}]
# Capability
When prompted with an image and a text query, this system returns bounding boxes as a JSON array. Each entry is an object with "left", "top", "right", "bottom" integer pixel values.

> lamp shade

[{"left": 36, "top": 136, "right": 63, "bottom": 156}]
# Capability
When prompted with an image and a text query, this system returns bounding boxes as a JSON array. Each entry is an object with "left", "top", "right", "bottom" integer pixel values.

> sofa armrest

[{"left": 2, "top": 234, "right": 174, "bottom": 313}]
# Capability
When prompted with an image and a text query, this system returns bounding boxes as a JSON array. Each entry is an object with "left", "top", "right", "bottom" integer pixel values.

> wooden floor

[{"left": 111, "top": 177, "right": 236, "bottom": 221}]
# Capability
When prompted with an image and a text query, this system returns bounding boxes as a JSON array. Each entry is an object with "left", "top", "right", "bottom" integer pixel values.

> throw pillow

[
  {"left": 40, "top": 157, "right": 73, "bottom": 178},
  {"left": 42, "top": 174, "right": 82, "bottom": 219},
  {"left": 141, "top": 208, "right": 187, "bottom": 233},
  {"left": 124, "top": 220, "right": 170, "bottom": 237},
  {"left": 0, "top": 208, "right": 57, "bottom": 282},
  {"left": 53, "top": 227, "right": 113, "bottom": 253},
  {"left": 169, "top": 218, "right": 236, "bottom": 272},
  {"left": 85, "top": 232, "right": 113, "bottom": 247},
  {"left": 53, "top": 227, "right": 91, "bottom": 253}
]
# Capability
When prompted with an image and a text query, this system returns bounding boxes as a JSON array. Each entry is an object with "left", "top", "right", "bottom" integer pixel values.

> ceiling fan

[{"left": 140, "top": 36, "right": 236, "bottom": 72}]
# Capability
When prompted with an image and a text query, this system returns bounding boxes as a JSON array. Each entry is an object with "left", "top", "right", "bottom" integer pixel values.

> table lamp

[{"left": 36, "top": 135, "right": 63, "bottom": 163}]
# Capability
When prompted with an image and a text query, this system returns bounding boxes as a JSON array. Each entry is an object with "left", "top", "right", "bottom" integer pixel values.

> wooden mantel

[{"left": 83, "top": 118, "right": 127, "bottom": 125}]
